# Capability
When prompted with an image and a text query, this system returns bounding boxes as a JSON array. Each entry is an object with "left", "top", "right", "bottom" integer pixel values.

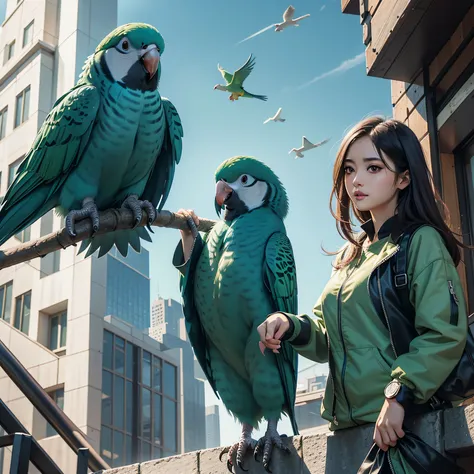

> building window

[
  {"left": 49, "top": 311, "right": 67, "bottom": 352},
  {"left": 46, "top": 388, "right": 64, "bottom": 437},
  {"left": 8, "top": 157, "right": 30, "bottom": 243},
  {"left": 40, "top": 211, "right": 60, "bottom": 277},
  {"left": 4, "top": 40, "right": 15, "bottom": 64},
  {"left": 101, "top": 330, "right": 178, "bottom": 468},
  {"left": 0, "top": 107, "right": 7, "bottom": 140},
  {"left": 0, "top": 282, "right": 13, "bottom": 324},
  {"left": 15, "top": 86, "right": 30, "bottom": 128},
  {"left": 22, "top": 21, "right": 34, "bottom": 48},
  {"left": 14, "top": 291, "right": 31, "bottom": 334}
]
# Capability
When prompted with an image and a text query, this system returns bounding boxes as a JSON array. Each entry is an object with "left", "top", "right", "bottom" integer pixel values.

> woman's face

[{"left": 343, "top": 136, "right": 409, "bottom": 216}]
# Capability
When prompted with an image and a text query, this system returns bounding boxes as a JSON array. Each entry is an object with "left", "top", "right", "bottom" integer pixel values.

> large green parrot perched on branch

[
  {"left": 173, "top": 156, "right": 299, "bottom": 473},
  {"left": 0, "top": 22, "right": 183, "bottom": 257}
]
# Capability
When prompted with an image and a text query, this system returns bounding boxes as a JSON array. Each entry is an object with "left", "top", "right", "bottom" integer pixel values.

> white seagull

[
  {"left": 275, "top": 5, "right": 311, "bottom": 32},
  {"left": 289, "top": 136, "right": 330, "bottom": 159},
  {"left": 263, "top": 107, "right": 286, "bottom": 124}
]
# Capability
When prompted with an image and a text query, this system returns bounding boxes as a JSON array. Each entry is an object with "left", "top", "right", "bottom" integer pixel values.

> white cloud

[{"left": 297, "top": 52, "right": 365, "bottom": 89}]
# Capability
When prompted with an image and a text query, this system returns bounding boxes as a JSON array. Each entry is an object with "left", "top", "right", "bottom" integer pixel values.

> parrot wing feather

[
  {"left": 141, "top": 97, "right": 183, "bottom": 212},
  {"left": 264, "top": 231, "right": 299, "bottom": 435},
  {"left": 230, "top": 54, "right": 256, "bottom": 86},
  {"left": 1, "top": 85, "right": 100, "bottom": 212}
]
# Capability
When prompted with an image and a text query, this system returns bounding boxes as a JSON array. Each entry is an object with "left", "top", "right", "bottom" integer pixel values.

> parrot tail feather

[{"left": 78, "top": 227, "right": 152, "bottom": 259}]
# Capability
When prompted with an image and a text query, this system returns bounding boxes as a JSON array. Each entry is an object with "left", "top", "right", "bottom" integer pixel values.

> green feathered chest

[{"left": 193, "top": 208, "right": 285, "bottom": 348}]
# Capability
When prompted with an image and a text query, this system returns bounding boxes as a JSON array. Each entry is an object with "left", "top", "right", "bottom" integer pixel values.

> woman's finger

[{"left": 373, "top": 429, "right": 388, "bottom": 452}]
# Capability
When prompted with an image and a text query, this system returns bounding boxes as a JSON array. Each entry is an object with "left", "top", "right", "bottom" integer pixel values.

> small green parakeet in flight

[
  {"left": 0, "top": 22, "right": 183, "bottom": 258},
  {"left": 174, "top": 156, "right": 298, "bottom": 472}
]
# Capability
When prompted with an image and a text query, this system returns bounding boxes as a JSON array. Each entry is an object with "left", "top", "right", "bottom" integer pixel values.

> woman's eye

[
  {"left": 368, "top": 165, "right": 381, "bottom": 172},
  {"left": 344, "top": 167, "right": 353, "bottom": 174}
]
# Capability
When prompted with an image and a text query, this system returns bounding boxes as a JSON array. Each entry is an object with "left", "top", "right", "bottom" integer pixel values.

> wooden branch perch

[{"left": 0, "top": 209, "right": 217, "bottom": 271}]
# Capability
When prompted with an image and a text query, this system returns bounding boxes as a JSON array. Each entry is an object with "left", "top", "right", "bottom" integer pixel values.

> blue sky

[
  {"left": 116, "top": 0, "right": 392, "bottom": 444},
  {"left": 0, "top": 0, "right": 391, "bottom": 448}
]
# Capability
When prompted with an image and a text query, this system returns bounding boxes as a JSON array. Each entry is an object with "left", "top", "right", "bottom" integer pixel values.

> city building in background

[
  {"left": 205, "top": 405, "right": 221, "bottom": 449},
  {"left": 149, "top": 297, "right": 206, "bottom": 453},
  {"left": 0, "top": 0, "right": 184, "bottom": 472}
]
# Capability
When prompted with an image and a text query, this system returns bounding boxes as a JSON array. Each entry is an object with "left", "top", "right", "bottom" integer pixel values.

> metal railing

[{"left": 0, "top": 339, "right": 110, "bottom": 473}]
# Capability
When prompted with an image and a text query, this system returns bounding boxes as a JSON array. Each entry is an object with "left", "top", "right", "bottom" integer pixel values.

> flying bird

[
  {"left": 237, "top": 5, "right": 310, "bottom": 44},
  {"left": 275, "top": 5, "right": 311, "bottom": 32},
  {"left": 0, "top": 23, "right": 183, "bottom": 258},
  {"left": 214, "top": 54, "right": 267, "bottom": 101},
  {"left": 263, "top": 107, "right": 286, "bottom": 124},
  {"left": 176, "top": 156, "right": 299, "bottom": 473},
  {"left": 289, "top": 136, "right": 330, "bottom": 158}
]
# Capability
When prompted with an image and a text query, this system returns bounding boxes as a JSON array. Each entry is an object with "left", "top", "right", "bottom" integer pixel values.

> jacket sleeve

[
  {"left": 282, "top": 296, "right": 329, "bottom": 363},
  {"left": 390, "top": 228, "right": 468, "bottom": 403}
]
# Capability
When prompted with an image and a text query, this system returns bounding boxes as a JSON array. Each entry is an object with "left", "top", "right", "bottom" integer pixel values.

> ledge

[{"left": 94, "top": 403, "right": 474, "bottom": 473}]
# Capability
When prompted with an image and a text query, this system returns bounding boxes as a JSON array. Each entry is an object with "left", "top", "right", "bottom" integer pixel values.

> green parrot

[
  {"left": 0, "top": 23, "right": 183, "bottom": 258},
  {"left": 214, "top": 54, "right": 268, "bottom": 102},
  {"left": 174, "top": 156, "right": 298, "bottom": 472}
]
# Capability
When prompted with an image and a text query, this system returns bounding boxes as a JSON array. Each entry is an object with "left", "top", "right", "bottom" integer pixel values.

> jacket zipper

[
  {"left": 387, "top": 450, "right": 395, "bottom": 473},
  {"left": 448, "top": 280, "right": 459, "bottom": 325},
  {"left": 368, "top": 246, "right": 400, "bottom": 359}
]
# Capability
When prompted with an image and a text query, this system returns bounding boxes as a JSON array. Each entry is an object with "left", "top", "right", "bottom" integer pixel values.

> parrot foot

[
  {"left": 219, "top": 423, "right": 256, "bottom": 472},
  {"left": 65, "top": 198, "right": 100, "bottom": 237},
  {"left": 121, "top": 194, "right": 157, "bottom": 229},
  {"left": 254, "top": 420, "right": 291, "bottom": 473}
]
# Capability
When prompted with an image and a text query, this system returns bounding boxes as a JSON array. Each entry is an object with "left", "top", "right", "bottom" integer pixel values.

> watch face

[{"left": 385, "top": 381, "right": 401, "bottom": 398}]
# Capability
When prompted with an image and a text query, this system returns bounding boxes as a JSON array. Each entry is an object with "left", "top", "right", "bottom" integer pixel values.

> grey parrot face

[
  {"left": 103, "top": 37, "right": 161, "bottom": 91},
  {"left": 215, "top": 175, "right": 269, "bottom": 221}
]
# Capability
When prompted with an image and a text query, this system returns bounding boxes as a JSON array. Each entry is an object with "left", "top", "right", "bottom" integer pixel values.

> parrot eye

[
  {"left": 241, "top": 175, "right": 248, "bottom": 184},
  {"left": 116, "top": 37, "right": 131, "bottom": 54}
]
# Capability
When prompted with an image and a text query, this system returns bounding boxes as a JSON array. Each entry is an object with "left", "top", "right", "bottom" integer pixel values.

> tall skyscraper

[{"left": 205, "top": 405, "right": 221, "bottom": 449}]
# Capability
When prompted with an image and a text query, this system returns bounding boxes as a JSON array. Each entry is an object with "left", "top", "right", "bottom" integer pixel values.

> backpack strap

[{"left": 394, "top": 231, "right": 411, "bottom": 309}]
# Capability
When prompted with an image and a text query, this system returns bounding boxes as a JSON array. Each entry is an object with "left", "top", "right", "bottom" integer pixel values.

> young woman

[{"left": 257, "top": 116, "right": 469, "bottom": 472}]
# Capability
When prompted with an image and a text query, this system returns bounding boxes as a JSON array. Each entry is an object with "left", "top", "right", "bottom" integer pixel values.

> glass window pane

[
  {"left": 142, "top": 351, "right": 151, "bottom": 386},
  {"left": 0, "top": 287, "right": 4, "bottom": 319},
  {"left": 13, "top": 297, "right": 21, "bottom": 329},
  {"left": 153, "top": 393, "right": 161, "bottom": 446},
  {"left": 101, "top": 370, "right": 112, "bottom": 425},
  {"left": 4, "top": 283, "right": 11, "bottom": 323},
  {"left": 141, "top": 388, "right": 151, "bottom": 440},
  {"left": 50, "top": 316, "right": 58, "bottom": 351},
  {"left": 100, "top": 426, "right": 112, "bottom": 463},
  {"left": 126, "top": 381, "right": 133, "bottom": 434},
  {"left": 140, "top": 441, "right": 151, "bottom": 463},
  {"left": 103, "top": 331, "right": 113, "bottom": 370},
  {"left": 60, "top": 312, "right": 67, "bottom": 347},
  {"left": 23, "top": 226, "right": 30, "bottom": 242},
  {"left": 163, "top": 362, "right": 176, "bottom": 399},
  {"left": 125, "top": 435, "right": 133, "bottom": 465},
  {"left": 23, "top": 87, "right": 30, "bottom": 122},
  {"left": 55, "top": 389, "right": 64, "bottom": 410},
  {"left": 21, "top": 292, "right": 30, "bottom": 334},
  {"left": 113, "top": 376, "right": 124, "bottom": 429},
  {"left": 114, "top": 347, "right": 124, "bottom": 375},
  {"left": 163, "top": 398, "right": 177, "bottom": 453},
  {"left": 153, "top": 446, "right": 161, "bottom": 461},
  {"left": 126, "top": 342, "right": 134, "bottom": 379},
  {"left": 152, "top": 357, "right": 161, "bottom": 391},
  {"left": 113, "top": 430, "right": 124, "bottom": 467},
  {"left": 15, "top": 94, "right": 22, "bottom": 127}
]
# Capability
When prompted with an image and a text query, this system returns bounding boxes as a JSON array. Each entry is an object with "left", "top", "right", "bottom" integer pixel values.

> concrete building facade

[
  {"left": 205, "top": 405, "right": 220, "bottom": 449},
  {"left": 0, "top": 1, "right": 183, "bottom": 472}
]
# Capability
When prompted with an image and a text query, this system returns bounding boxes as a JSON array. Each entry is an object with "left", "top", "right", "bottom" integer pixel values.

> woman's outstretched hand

[{"left": 257, "top": 313, "right": 290, "bottom": 355}]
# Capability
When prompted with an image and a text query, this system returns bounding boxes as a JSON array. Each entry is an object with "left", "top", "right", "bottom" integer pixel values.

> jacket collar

[{"left": 360, "top": 215, "right": 403, "bottom": 242}]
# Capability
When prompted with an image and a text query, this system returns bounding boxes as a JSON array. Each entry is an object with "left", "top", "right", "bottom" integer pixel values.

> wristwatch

[
  {"left": 384, "top": 379, "right": 402, "bottom": 399},
  {"left": 384, "top": 380, "right": 415, "bottom": 411}
]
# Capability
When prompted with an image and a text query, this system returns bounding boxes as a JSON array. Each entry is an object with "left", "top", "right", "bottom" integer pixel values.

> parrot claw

[
  {"left": 65, "top": 199, "right": 100, "bottom": 238},
  {"left": 226, "top": 460, "right": 233, "bottom": 473},
  {"left": 121, "top": 195, "right": 157, "bottom": 229},
  {"left": 253, "top": 421, "right": 291, "bottom": 473}
]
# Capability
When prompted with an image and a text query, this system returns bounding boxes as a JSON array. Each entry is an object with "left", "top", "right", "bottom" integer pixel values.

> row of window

[
  {"left": 101, "top": 330, "right": 179, "bottom": 467},
  {"left": 0, "top": 281, "right": 67, "bottom": 351},
  {"left": 0, "top": 85, "right": 31, "bottom": 140},
  {"left": 3, "top": 20, "right": 34, "bottom": 66}
]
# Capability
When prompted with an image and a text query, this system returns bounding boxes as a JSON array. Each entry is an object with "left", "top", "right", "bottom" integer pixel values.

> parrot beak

[
  {"left": 142, "top": 47, "right": 160, "bottom": 79},
  {"left": 215, "top": 180, "right": 233, "bottom": 207}
]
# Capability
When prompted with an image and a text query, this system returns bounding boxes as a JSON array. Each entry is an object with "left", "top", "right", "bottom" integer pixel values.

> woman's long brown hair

[{"left": 329, "top": 116, "right": 466, "bottom": 269}]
